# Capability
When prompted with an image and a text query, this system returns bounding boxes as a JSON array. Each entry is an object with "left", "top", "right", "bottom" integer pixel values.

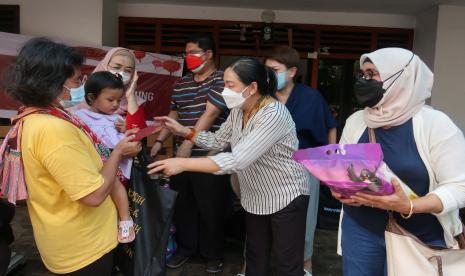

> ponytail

[
  {"left": 264, "top": 66, "right": 277, "bottom": 98},
  {"left": 228, "top": 57, "right": 277, "bottom": 97}
]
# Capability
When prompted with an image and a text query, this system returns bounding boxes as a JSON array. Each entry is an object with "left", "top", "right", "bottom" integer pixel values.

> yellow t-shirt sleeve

[{"left": 41, "top": 144, "right": 104, "bottom": 201}]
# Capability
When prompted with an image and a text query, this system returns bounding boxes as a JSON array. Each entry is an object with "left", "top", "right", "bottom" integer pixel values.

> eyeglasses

[
  {"left": 180, "top": 50, "right": 206, "bottom": 58},
  {"left": 69, "top": 76, "right": 84, "bottom": 86},
  {"left": 357, "top": 69, "right": 380, "bottom": 80},
  {"left": 108, "top": 63, "right": 134, "bottom": 74}
]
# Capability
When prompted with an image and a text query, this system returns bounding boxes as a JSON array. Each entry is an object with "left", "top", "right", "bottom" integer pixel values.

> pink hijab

[
  {"left": 361, "top": 48, "right": 433, "bottom": 128},
  {"left": 69, "top": 47, "right": 145, "bottom": 114}
]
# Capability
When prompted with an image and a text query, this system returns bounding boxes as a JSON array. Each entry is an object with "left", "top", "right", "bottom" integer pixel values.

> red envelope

[{"left": 133, "top": 123, "right": 163, "bottom": 141}]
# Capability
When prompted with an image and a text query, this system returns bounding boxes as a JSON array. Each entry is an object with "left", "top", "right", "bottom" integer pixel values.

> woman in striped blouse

[{"left": 148, "top": 57, "right": 310, "bottom": 276}]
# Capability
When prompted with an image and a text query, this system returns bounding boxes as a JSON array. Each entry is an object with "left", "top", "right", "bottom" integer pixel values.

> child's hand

[
  {"left": 115, "top": 119, "right": 126, "bottom": 133},
  {"left": 125, "top": 127, "right": 139, "bottom": 138}
]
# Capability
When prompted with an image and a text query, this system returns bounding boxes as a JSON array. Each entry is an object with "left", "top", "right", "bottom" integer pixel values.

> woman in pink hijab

[{"left": 70, "top": 47, "right": 146, "bottom": 129}]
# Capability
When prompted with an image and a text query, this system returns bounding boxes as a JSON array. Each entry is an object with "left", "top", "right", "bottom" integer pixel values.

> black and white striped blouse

[{"left": 195, "top": 101, "right": 310, "bottom": 215}]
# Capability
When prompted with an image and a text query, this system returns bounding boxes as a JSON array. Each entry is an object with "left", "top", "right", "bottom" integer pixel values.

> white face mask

[
  {"left": 109, "top": 70, "right": 131, "bottom": 85},
  {"left": 222, "top": 86, "right": 250, "bottom": 109}
]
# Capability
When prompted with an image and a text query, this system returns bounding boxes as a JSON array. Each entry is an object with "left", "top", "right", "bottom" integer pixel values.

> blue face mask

[
  {"left": 69, "top": 84, "right": 85, "bottom": 102},
  {"left": 61, "top": 84, "right": 85, "bottom": 108},
  {"left": 276, "top": 71, "right": 288, "bottom": 90}
]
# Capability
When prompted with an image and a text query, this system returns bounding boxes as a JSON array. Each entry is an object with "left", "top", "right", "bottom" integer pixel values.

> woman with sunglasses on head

[
  {"left": 332, "top": 47, "right": 465, "bottom": 276},
  {"left": 148, "top": 57, "right": 310, "bottom": 276}
]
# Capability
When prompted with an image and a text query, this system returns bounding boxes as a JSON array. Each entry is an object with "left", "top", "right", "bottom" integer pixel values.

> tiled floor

[{"left": 9, "top": 202, "right": 341, "bottom": 276}]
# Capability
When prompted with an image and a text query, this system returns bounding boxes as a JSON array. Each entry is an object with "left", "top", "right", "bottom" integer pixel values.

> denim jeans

[{"left": 341, "top": 212, "right": 446, "bottom": 276}]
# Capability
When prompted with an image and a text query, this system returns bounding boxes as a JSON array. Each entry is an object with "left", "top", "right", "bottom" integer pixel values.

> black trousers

[
  {"left": 58, "top": 250, "right": 114, "bottom": 276},
  {"left": 170, "top": 171, "right": 229, "bottom": 261},
  {"left": 245, "top": 195, "right": 309, "bottom": 276},
  {"left": 0, "top": 243, "right": 11, "bottom": 276}
]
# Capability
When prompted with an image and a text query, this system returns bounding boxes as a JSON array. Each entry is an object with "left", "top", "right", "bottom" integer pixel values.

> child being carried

[{"left": 74, "top": 71, "right": 138, "bottom": 243}]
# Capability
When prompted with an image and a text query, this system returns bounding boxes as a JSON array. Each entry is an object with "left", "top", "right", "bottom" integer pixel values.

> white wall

[
  {"left": 102, "top": 0, "right": 118, "bottom": 46},
  {"left": 413, "top": 6, "right": 438, "bottom": 70},
  {"left": 0, "top": 0, "right": 104, "bottom": 45},
  {"left": 118, "top": 3, "right": 415, "bottom": 28},
  {"left": 431, "top": 5, "right": 465, "bottom": 131}
]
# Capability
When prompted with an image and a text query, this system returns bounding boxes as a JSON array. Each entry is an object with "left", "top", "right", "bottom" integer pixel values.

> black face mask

[
  {"left": 354, "top": 53, "right": 415, "bottom": 108},
  {"left": 353, "top": 77, "right": 385, "bottom": 108}
]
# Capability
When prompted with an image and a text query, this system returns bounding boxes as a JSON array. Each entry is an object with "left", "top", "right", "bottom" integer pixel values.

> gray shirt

[{"left": 195, "top": 101, "right": 310, "bottom": 215}]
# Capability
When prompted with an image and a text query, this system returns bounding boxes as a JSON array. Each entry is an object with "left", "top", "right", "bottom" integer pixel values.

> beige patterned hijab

[{"left": 360, "top": 48, "right": 433, "bottom": 128}]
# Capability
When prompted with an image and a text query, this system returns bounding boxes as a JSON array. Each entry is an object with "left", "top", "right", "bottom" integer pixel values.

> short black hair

[
  {"left": 228, "top": 57, "right": 277, "bottom": 98},
  {"left": 84, "top": 71, "right": 124, "bottom": 105},
  {"left": 3, "top": 37, "right": 83, "bottom": 107},
  {"left": 185, "top": 32, "right": 216, "bottom": 55}
]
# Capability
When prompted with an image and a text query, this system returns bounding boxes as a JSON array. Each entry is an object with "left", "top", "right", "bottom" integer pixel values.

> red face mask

[{"left": 185, "top": 54, "right": 205, "bottom": 70}]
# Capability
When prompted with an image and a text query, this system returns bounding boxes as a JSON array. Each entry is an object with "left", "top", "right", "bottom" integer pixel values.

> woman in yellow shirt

[{"left": 2, "top": 38, "right": 141, "bottom": 275}]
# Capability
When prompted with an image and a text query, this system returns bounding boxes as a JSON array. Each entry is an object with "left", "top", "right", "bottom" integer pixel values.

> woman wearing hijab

[
  {"left": 332, "top": 47, "right": 465, "bottom": 276},
  {"left": 69, "top": 47, "right": 146, "bottom": 129}
]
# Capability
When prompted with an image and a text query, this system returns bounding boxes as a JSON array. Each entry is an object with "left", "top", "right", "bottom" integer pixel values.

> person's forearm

[
  {"left": 328, "top": 128, "right": 337, "bottom": 144},
  {"left": 412, "top": 194, "right": 444, "bottom": 214},
  {"left": 195, "top": 112, "right": 217, "bottom": 132},
  {"left": 194, "top": 102, "right": 222, "bottom": 132},
  {"left": 126, "top": 94, "right": 139, "bottom": 115},
  {"left": 181, "top": 157, "right": 221, "bottom": 173},
  {"left": 181, "top": 112, "right": 216, "bottom": 148},
  {"left": 156, "top": 127, "right": 174, "bottom": 144},
  {"left": 90, "top": 150, "right": 123, "bottom": 205},
  {"left": 157, "top": 110, "right": 178, "bottom": 142}
]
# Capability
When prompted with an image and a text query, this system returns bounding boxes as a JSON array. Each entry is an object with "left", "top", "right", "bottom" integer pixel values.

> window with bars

[{"left": 119, "top": 17, "right": 413, "bottom": 58}]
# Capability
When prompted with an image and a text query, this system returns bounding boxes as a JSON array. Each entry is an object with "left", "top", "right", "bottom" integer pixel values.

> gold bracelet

[{"left": 400, "top": 199, "right": 414, "bottom": 219}]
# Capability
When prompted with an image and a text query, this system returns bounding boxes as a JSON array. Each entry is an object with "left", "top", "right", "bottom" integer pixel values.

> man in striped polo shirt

[{"left": 151, "top": 33, "right": 229, "bottom": 273}]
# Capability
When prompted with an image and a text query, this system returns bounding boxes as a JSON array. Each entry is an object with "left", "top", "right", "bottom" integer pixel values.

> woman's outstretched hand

[
  {"left": 147, "top": 158, "right": 185, "bottom": 176},
  {"left": 154, "top": 116, "right": 191, "bottom": 137}
]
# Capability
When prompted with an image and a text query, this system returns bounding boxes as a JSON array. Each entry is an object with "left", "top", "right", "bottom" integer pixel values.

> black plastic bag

[{"left": 116, "top": 150, "right": 177, "bottom": 276}]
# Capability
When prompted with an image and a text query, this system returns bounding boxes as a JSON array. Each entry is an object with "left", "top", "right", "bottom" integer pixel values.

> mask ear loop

[
  {"left": 240, "top": 85, "right": 251, "bottom": 98},
  {"left": 382, "top": 53, "right": 415, "bottom": 91}
]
